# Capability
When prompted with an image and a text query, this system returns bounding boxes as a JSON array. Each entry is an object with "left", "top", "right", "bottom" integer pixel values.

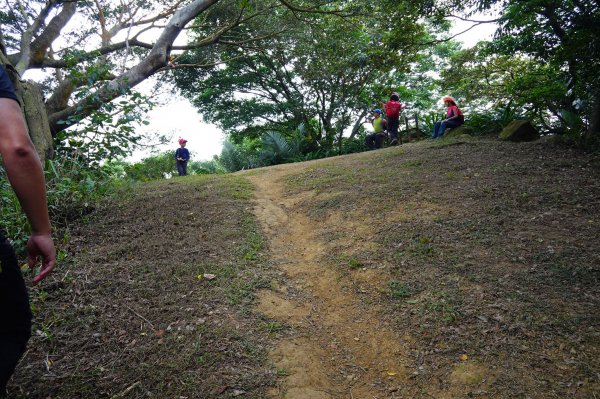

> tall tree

[
  {"left": 0, "top": 0, "right": 348, "bottom": 160},
  {"left": 472, "top": 0, "right": 600, "bottom": 141},
  {"left": 172, "top": 0, "right": 429, "bottom": 152}
]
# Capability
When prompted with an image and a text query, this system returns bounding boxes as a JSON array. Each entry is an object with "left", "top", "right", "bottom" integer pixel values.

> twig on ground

[
  {"left": 126, "top": 306, "right": 155, "bottom": 330},
  {"left": 110, "top": 381, "right": 141, "bottom": 399}
]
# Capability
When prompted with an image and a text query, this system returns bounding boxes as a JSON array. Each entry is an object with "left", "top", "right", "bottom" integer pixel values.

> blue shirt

[
  {"left": 175, "top": 147, "right": 190, "bottom": 161},
  {"left": 0, "top": 65, "right": 18, "bottom": 102}
]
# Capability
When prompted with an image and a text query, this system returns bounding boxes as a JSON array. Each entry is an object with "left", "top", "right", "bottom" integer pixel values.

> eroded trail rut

[{"left": 246, "top": 165, "right": 411, "bottom": 399}]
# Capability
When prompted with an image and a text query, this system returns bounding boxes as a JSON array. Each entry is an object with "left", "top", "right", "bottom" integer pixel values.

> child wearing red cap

[{"left": 175, "top": 138, "right": 190, "bottom": 176}]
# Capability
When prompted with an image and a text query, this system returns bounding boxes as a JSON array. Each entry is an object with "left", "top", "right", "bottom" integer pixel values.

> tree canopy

[
  {"left": 172, "top": 1, "right": 431, "bottom": 152},
  {"left": 0, "top": 0, "right": 359, "bottom": 159},
  {"left": 474, "top": 0, "right": 600, "bottom": 139},
  {"left": 1, "top": 0, "right": 598, "bottom": 164}
]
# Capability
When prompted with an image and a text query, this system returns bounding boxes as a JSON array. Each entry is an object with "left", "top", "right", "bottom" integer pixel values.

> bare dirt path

[{"left": 245, "top": 162, "right": 412, "bottom": 399}]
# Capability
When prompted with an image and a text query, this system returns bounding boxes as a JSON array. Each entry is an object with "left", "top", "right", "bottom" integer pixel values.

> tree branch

[
  {"left": 47, "top": 0, "right": 220, "bottom": 134},
  {"left": 25, "top": 1, "right": 77, "bottom": 71},
  {"left": 419, "top": 21, "right": 491, "bottom": 46}
]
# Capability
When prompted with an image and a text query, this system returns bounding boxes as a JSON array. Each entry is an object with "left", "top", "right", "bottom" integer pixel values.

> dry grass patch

[{"left": 12, "top": 175, "right": 278, "bottom": 399}]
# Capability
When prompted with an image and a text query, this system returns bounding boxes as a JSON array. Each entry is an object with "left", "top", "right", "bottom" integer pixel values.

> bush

[
  {"left": 466, "top": 104, "right": 524, "bottom": 135},
  {"left": 124, "top": 152, "right": 177, "bottom": 180},
  {"left": 0, "top": 155, "right": 126, "bottom": 257}
]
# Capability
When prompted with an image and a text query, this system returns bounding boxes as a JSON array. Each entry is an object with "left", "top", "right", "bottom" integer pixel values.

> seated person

[
  {"left": 432, "top": 96, "right": 464, "bottom": 139},
  {"left": 365, "top": 109, "right": 387, "bottom": 150}
]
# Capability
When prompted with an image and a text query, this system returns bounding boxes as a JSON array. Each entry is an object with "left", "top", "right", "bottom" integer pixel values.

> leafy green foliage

[
  {"left": 174, "top": 0, "right": 428, "bottom": 152},
  {"left": 0, "top": 155, "right": 127, "bottom": 257},
  {"left": 188, "top": 159, "right": 226, "bottom": 175},
  {"left": 124, "top": 152, "right": 177, "bottom": 181},
  {"left": 217, "top": 128, "right": 368, "bottom": 172},
  {"left": 258, "top": 131, "right": 301, "bottom": 166},
  {"left": 472, "top": 0, "right": 600, "bottom": 141},
  {"left": 55, "top": 90, "right": 156, "bottom": 165},
  {"left": 218, "top": 141, "right": 261, "bottom": 172},
  {"left": 123, "top": 151, "right": 225, "bottom": 180},
  {"left": 466, "top": 103, "right": 524, "bottom": 135}
]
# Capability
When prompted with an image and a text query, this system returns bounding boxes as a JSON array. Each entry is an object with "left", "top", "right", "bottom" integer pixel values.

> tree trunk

[
  {"left": 1, "top": 53, "right": 53, "bottom": 163},
  {"left": 349, "top": 109, "right": 368, "bottom": 139},
  {"left": 587, "top": 95, "right": 600, "bottom": 143},
  {"left": 22, "top": 81, "right": 54, "bottom": 162}
]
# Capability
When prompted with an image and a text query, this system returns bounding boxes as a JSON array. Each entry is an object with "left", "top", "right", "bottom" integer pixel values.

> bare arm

[{"left": 0, "top": 98, "right": 56, "bottom": 283}]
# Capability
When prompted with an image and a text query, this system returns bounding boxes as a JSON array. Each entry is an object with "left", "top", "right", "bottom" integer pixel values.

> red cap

[{"left": 178, "top": 138, "right": 187, "bottom": 145}]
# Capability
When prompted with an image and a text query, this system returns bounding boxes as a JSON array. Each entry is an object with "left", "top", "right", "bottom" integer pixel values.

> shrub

[{"left": 0, "top": 154, "right": 126, "bottom": 257}]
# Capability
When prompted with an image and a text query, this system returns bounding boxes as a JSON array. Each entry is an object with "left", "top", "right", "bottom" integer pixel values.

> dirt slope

[
  {"left": 10, "top": 136, "right": 600, "bottom": 399},
  {"left": 242, "top": 137, "right": 600, "bottom": 398}
]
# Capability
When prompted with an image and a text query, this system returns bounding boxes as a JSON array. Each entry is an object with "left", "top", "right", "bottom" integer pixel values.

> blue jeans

[{"left": 432, "top": 119, "right": 462, "bottom": 139}]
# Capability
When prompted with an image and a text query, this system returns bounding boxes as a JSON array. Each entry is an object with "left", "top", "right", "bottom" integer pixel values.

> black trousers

[
  {"left": 365, "top": 132, "right": 387, "bottom": 150},
  {"left": 176, "top": 160, "right": 188, "bottom": 176},
  {"left": 0, "top": 232, "right": 31, "bottom": 393},
  {"left": 387, "top": 117, "right": 400, "bottom": 141}
]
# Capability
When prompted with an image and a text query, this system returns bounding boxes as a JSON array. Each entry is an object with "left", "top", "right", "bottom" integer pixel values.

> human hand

[{"left": 27, "top": 233, "right": 56, "bottom": 284}]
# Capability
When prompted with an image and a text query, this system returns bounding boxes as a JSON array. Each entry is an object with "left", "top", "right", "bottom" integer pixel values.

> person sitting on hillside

[
  {"left": 175, "top": 138, "right": 190, "bottom": 176},
  {"left": 382, "top": 92, "right": 403, "bottom": 146},
  {"left": 365, "top": 109, "right": 387, "bottom": 150},
  {"left": 432, "top": 96, "right": 464, "bottom": 139}
]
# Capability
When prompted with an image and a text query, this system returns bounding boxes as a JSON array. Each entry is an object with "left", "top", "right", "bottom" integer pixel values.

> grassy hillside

[
  {"left": 275, "top": 138, "right": 600, "bottom": 397},
  {"left": 12, "top": 175, "right": 276, "bottom": 398},
  {"left": 10, "top": 136, "right": 600, "bottom": 398}
]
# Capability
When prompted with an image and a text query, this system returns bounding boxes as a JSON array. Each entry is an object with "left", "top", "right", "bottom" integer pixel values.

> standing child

[
  {"left": 382, "top": 92, "right": 403, "bottom": 146},
  {"left": 175, "top": 138, "right": 190, "bottom": 176},
  {"left": 432, "top": 96, "right": 464, "bottom": 139},
  {"left": 365, "top": 109, "right": 387, "bottom": 150}
]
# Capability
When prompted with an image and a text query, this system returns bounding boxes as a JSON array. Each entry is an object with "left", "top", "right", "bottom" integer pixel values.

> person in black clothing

[
  {"left": 175, "top": 138, "right": 190, "bottom": 176},
  {"left": 0, "top": 64, "right": 56, "bottom": 396}
]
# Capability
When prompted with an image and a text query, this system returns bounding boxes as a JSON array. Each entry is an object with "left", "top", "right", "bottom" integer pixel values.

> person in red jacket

[
  {"left": 382, "top": 92, "right": 403, "bottom": 146},
  {"left": 432, "top": 96, "right": 464, "bottom": 139},
  {"left": 0, "top": 64, "right": 56, "bottom": 396}
]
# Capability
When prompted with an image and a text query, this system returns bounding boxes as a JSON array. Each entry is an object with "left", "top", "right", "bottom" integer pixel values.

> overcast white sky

[{"left": 128, "top": 96, "right": 224, "bottom": 163}]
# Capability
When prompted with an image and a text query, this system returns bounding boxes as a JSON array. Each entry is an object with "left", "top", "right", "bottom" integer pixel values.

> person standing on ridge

[
  {"left": 175, "top": 138, "right": 190, "bottom": 176},
  {"left": 382, "top": 92, "right": 403, "bottom": 146},
  {"left": 0, "top": 63, "right": 56, "bottom": 397}
]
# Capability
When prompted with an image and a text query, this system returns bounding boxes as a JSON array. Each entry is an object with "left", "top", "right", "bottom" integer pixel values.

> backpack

[{"left": 385, "top": 101, "right": 402, "bottom": 119}]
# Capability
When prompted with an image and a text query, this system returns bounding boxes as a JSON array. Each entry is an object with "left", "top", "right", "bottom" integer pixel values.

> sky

[
  {"left": 128, "top": 96, "right": 224, "bottom": 163},
  {"left": 451, "top": 14, "right": 498, "bottom": 48}
]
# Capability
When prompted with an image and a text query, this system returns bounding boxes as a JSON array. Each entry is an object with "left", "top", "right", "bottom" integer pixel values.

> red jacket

[{"left": 384, "top": 100, "right": 403, "bottom": 119}]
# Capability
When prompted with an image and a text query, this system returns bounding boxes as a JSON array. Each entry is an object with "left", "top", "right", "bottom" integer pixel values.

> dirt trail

[{"left": 246, "top": 163, "right": 411, "bottom": 398}]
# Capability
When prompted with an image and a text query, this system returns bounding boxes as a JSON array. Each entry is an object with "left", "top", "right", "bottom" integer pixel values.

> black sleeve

[{"left": 0, "top": 65, "right": 18, "bottom": 102}]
